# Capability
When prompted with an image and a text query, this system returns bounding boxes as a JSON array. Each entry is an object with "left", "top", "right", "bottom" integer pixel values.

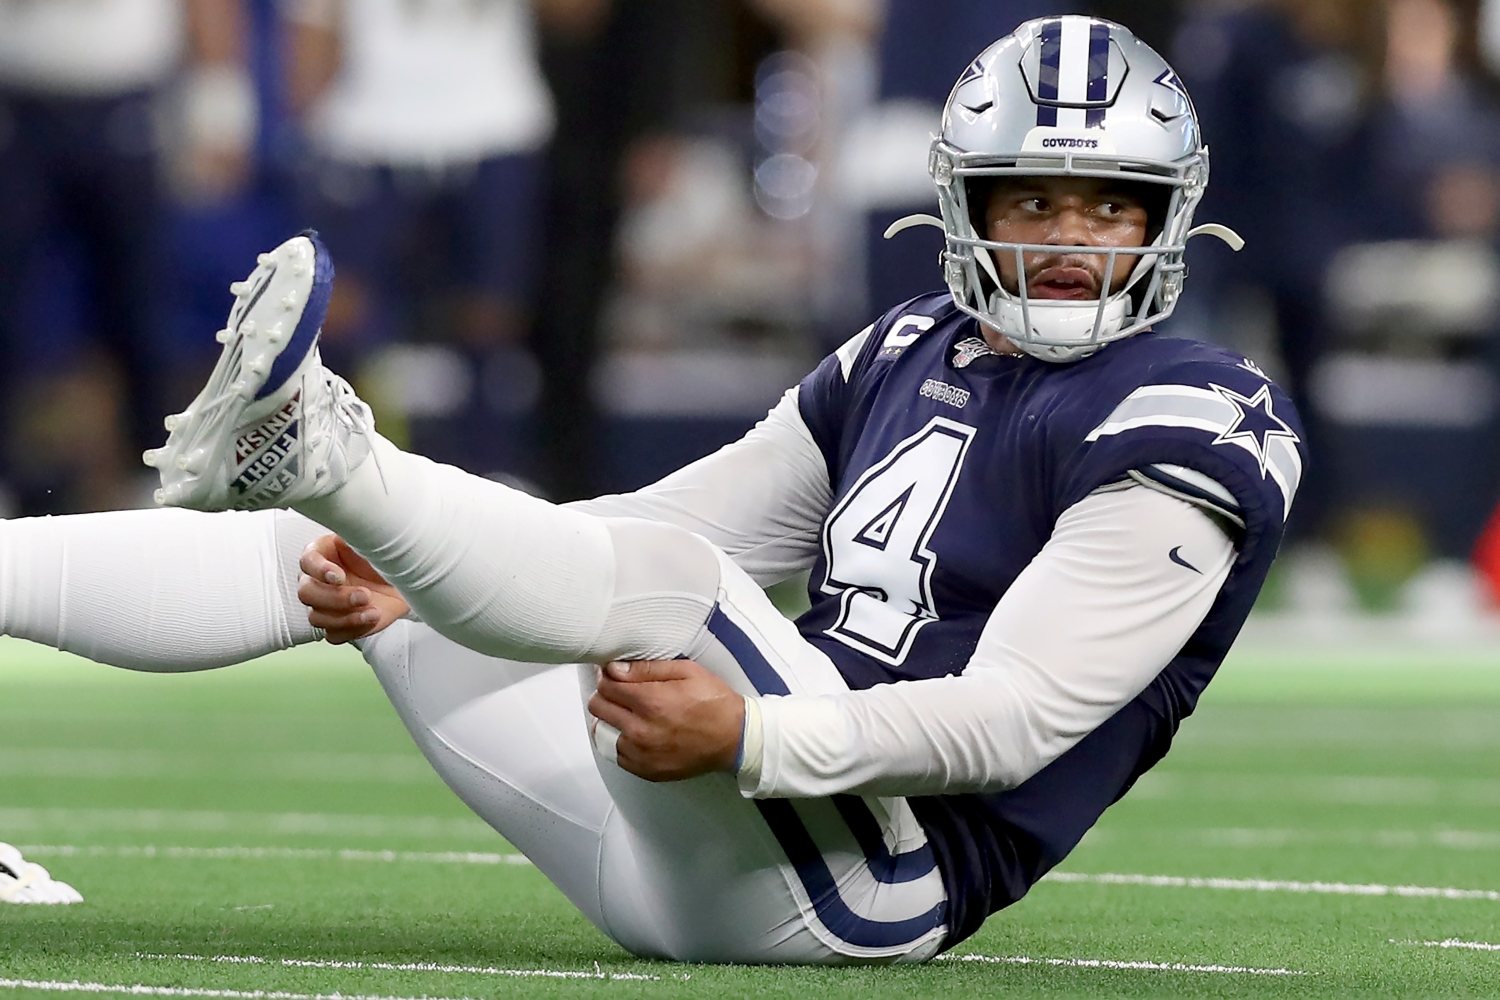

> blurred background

[{"left": 3, "top": 0, "right": 1500, "bottom": 634}]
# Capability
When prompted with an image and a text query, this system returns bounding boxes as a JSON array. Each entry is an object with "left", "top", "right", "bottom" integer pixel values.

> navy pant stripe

[
  {"left": 706, "top": 606, "right": 944, "bottom": 946},
  {"left": 756, "top": 800, "right": 947, "bottom": 949},
  {"left": 707, "top": 606, "right": 790, "bottom": 696},
  {"left": 832, "top": 795, "right": 938, "bottom": 884},
  {"left": 1035, "top": 19, "right": 1061, "bottom": 127}
]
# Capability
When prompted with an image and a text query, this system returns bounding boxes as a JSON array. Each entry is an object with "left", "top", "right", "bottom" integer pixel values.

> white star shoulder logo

[{"left": 1209, "top": 383, "right": 1300, "bottom": 477}]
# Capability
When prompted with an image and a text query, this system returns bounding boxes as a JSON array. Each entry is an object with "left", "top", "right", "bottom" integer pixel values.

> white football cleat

[
  {"left": 0, "top": 843, "right": 83, "bottom": 905},
  {"left": 144, "top": 232, "right": 373, "bottom": 511}
]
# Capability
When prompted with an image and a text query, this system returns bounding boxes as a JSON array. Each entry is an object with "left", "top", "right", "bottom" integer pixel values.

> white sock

[
  {"left": 0, "top": 508, "right": 323, "bottom": 671},
  {"left": 296, "top": 435, "right": 718, "bottom": 665}
]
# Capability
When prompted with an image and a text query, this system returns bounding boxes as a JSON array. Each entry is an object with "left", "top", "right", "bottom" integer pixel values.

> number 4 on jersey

[{"left": 819, "top": 417, "right": 975, "bottom": 665}]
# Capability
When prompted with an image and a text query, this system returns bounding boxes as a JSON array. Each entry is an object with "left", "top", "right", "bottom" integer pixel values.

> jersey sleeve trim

[
  {"left": 836, "top": 324, "right": 876, "bottom": 381},
  {"left": 1084, "top": 382, "right": 1302, "bottom": 520},
  {"left": 1128, "top": 464, "right": 1245, "bottom": 532}
]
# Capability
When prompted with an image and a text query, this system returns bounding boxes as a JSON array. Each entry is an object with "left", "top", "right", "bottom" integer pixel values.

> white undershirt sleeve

[
  {"left": 742, "top": 484, "right": 1236, "bottom": 798},
  {"left": 0, "top": 508, "right": 326, "bottom": 672},
  {"left": 567, "top": 388, "right": 832, "bottom": 587}
]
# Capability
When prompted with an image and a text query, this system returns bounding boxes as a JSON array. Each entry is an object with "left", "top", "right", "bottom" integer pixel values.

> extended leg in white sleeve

[
  {"left": 0, "top": 508, "right": 325, "bottom": 672},
  {"left": 296, "top": 435, "right": 720, "bottom": 665},
  {"left": 743, "top": 484, "right": 1237, "bottom": 799}
]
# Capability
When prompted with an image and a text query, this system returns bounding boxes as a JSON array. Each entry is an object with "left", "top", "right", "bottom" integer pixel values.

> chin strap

[
  {"left": 884, "top": 212, "right": 1007, "bottom": 300},
  {"left": 884, "top": 213, "right": 1246, "bottom": 310},
  {"left": 1184, "top": 223, "right": 1245, "bottom": 251},
  {"left": 882, "top": 213, "right": 945, "bottom": 239},
  {"left": 885, "top": 213, "right": 1247, "bottom": 252}
]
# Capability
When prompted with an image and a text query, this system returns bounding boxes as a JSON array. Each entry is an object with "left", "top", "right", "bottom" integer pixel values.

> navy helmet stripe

[
  {"left": 1035, "top": 19, "right": 1061, "bottom": 127},
  {"left": 1085, "top": 21, "right": 1110, "bottom": 128},
  {"left": 832, "top": 795, "right": 939, "bottom": 884},
  {"left": 707, "top": 606, "right": 790, "bottom": 696},
  {"left": 756, "top": 799, "right": 946, "bottom": 949}
]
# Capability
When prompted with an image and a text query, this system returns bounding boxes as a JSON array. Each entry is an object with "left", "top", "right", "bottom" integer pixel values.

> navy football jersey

[{"left": 795, "top": 292, "right": 1305, "bottom": 947}]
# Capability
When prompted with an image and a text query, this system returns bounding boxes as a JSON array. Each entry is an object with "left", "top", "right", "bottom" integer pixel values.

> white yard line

[
  {"left": 24, "top": 846, "right": 1500, "bottom": 904},
  {"left": 1044, "top": 871, "right": 1500, "bottom": 901},
  {"left": 939, "top": 954, "right": 1305, "bottom": 976},
  {"left": 3, "top": 981, "right": 476, "bottom": 1000},
  {"left": 0, "top": 977, "right": 654, "bottom": 1000},
  {"left": 1129, "top": 773, "right": 1500, "bottom": 807},
  {"left": 1392, "top": 938, "right": 1500, "bottom": 952},
  {"left": 0, "top": 750, "right": 435, "bottom": 785},
  {"left": 1086, "top": 827, "right": 1500, "bottom": 852},
  {"left": 0, "top": 809, "right": 492, "bottom": 840},
  {"left": 135, "top": 955, "right": 657, "bottom": 981},
  {"left": 144, "top": 951, "right": 1299, "bottom": 981},
  {"left": 18, "top": 846, "right": 533, "bottom": 866}
]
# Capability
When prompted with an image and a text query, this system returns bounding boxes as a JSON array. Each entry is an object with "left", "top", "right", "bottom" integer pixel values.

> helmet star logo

[
  {"left": 1154, "top": 68, "right": 1190, "bottom": 104},
  {"left": 1209, "top": 384, "right": 1299, "bottom": 477}
]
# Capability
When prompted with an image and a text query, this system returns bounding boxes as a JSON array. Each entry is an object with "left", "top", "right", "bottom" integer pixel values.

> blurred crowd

[{"left": 3, "top": 0, "right": 1500, "bottom": 616}]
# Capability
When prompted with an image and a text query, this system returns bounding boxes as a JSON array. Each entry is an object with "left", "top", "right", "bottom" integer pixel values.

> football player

[{"left": 3, "top": 18, "right": 1300, "bottom": 962}]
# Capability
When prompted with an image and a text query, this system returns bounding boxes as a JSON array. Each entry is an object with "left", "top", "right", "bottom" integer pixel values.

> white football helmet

[{"left": 887, "top": 16, "right": 1243, "bottom": 362}]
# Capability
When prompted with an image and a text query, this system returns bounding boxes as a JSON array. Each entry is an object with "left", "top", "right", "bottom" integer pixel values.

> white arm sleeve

[
  {"left": 567, "top": 388, "right": 832, "bottom": 587},
  {"left": 0, "top": 508, "right": 326, "bottom": 672},
  {"left": 744, "top": 485, "right": 1236, "bottom": 798}
]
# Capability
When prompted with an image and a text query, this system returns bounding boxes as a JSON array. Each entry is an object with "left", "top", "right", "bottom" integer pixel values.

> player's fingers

[
  {"left": 593, "top": 674, "right": 664, "bottom": 716},
  {"left": 587, "top": 689, "right": 638, "bottom": 733},
  {"left": 321, "top": 622, "right": 372, "bottom": 645},
  {"left": 305, "top": 603, "right": 382, "bottom": 628},
  {"left": 300, "top": 534, "right": 346, "bottom": 586},
  {"left": 331, "top": 535, "right": 391, "bottom": 586},
  {"left": 602, "top": 659, "right": 695, "bottom": 684},
  {"left": 297, "top": 574, "right": 372, "bottom": 612}
]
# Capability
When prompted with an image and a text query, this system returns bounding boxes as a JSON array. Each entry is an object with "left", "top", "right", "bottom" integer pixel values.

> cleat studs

[
  {"left": 153, "top": 488, "right": 166, "bottom": 505},
  {"left": 267, "top": 323, "right": 284, "bottom": 344},
  {"left": 230, "top": 281, "right": 250, "bottom": 296},
  {"left": 163, "top": 414, "right": 180, "bottom": 431},
  {"left": 216, "top": 328, "right": 232, "bottom": 343},
  {"left": 142, "top": 448, "right": 161, "bottom": 467},
  {"left": 281, "top": 293, "right": 299, "bottom": 310},
  {"left": 249, "top": 360, "right": 265, "bottom": 375},
  {"left": 240, "top": 320, "right": 256, "bottom": 337},
  {"left": 257, "top": 253, "right": 273, "bottom": 266},
  {"left": 291, "top": 263, "right": 308, "bottom": 277}
]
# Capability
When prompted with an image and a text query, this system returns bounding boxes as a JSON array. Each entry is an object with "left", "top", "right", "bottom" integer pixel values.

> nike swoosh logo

[{"left": 1169, "top": 546, "right": 1201, "bottom": 574}]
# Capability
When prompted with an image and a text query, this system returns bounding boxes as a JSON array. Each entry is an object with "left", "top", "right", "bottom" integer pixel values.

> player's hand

[
  {"left": 588, "top": 660, "right": 745, "bottom": 782},
  {"left": 297, "top": 534, "right": 409, "bottom": 644}
]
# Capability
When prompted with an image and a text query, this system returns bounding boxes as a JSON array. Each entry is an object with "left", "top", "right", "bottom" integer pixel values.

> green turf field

[{"left": 4, "top": 634, "right": 1500, "bottom": 999}]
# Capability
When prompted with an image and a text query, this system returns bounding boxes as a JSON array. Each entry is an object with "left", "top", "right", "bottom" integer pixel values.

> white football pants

[
  {"left": 361, "top": 548, "right": 948, "bottom": 963},
  {"left": 0, "top": 501, "right": 948, "bottom": 964}
]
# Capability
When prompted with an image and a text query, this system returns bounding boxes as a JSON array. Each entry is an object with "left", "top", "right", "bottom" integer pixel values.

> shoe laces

[{"left": 315, "top": 370, "right": 387, "bottom": 491}]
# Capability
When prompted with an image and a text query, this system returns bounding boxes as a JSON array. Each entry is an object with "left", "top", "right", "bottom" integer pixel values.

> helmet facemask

[{"left": 934, "top": 144, "right": 1208, "bottom": 363}]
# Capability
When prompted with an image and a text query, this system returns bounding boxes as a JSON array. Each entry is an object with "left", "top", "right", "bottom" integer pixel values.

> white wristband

[{"left": 736, "top": 696, "right": 764, "bottom": 793}]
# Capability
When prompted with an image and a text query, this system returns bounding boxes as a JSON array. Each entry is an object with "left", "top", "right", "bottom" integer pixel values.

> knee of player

[{"left": 602, "top": 518, "right": 721, "bottom": 603}]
